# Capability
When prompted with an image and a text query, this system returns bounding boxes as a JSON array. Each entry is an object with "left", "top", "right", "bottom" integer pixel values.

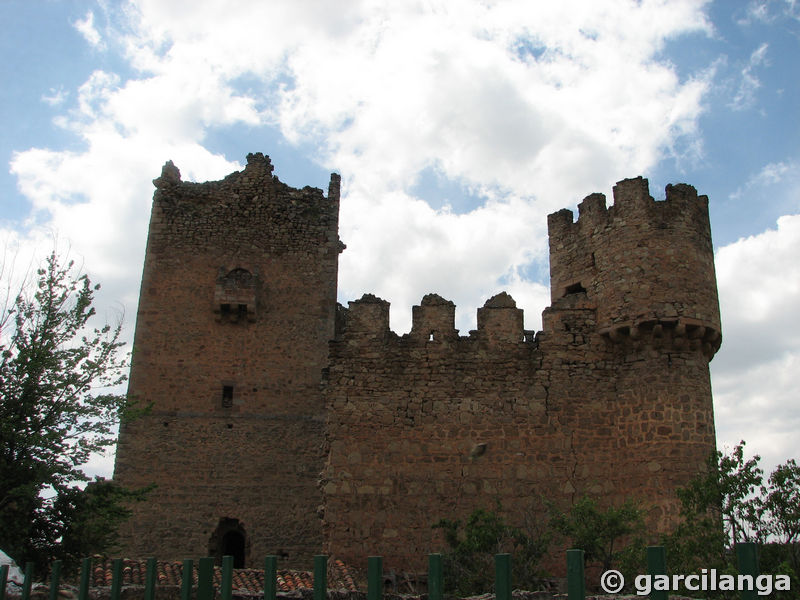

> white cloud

[
  {"left": 750, "top": 160, "right": 792, "bottom": 186},
  {"left": 728, "top": 158, "right": 800, "bottom": 218},
  {"left": 713, "top": 213, "right": 800, "bottom": 472},
  {"left": 73, "top": 10, "right": 105, "bottom": 50},
  {"left": 729, "top": 42, "right": 769, "bottom": 111},
  {"left": 41, "top": 87, "right": 68, "bottom": 107},
  {"left": 738, "top": 0, "right": 800, "bottom": 24}
]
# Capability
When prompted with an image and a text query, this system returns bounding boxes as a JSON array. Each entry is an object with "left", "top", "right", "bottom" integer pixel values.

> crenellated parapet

[
  {"left": 336, "top": 292, "right": 533, "bottom": 348},
  {"left": 547, "top": 176, "right": 721, "bottom": 359}
]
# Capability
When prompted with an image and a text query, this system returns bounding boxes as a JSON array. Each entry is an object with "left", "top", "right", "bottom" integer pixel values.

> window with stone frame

[{"left": 214, "top": 267, "right": 257, "bottom": 322}]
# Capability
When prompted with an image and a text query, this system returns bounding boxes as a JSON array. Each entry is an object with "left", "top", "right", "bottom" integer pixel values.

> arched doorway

[{"left": 209, "top": 518, "right": 248, "bottom": 568}]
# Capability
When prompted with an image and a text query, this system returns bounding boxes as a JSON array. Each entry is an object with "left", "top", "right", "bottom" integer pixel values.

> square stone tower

[{"left": 113, "top": 154, "right": 343, "bottom": 567}]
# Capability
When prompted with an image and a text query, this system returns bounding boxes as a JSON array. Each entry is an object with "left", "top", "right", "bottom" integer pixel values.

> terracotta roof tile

[{"left": 89, "top": 557, "right": 357, "bottom": 593}]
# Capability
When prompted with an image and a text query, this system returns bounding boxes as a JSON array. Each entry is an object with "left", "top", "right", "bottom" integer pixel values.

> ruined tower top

[{"left": 146, "top": 152, "right": 342, "bottom": 257}]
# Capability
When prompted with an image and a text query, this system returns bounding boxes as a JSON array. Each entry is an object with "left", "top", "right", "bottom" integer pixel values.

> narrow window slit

[{"left": 222, "top": 385, "right": 234, "bottom": 409}]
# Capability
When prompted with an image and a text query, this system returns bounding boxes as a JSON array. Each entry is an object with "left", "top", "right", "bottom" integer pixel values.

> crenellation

[
  {"left": 576, "top": 192, "right": 608, "bottom": 226},
  {"left": 328, "top": 172, "right": 341, "bottom": 202},
  {"left": 410, "top": 294, "right": 458, "bottom": 342},
  {"left": 475, "top": 292, "right": 525, "bottom": 345},
  {"left": 342, "top": 294, "right": 391, "bottom": 342},
  {"left": 546, "top": 207, "right": 575, "bottom": 235},
  {"left": 611, "top": 176, "right": 653, "bottom": 215}
]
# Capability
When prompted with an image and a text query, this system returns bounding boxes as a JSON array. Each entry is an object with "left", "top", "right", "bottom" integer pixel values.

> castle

[{"left": 113, "top": 153, "right": 721, "bottom": 572}]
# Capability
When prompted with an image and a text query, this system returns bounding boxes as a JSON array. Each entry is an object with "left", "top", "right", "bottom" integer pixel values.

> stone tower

[
  {"left": 544, "top": 176, "right": 721, "bottom": 526},
  {"left": 113, "top": 153, "right": 343, "bottom": 567}
]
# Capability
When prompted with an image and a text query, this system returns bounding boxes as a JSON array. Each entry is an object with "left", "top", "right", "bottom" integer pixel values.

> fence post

[
  {"left": 367, "top": 556, "right": 382, "bottom": 600},
  {"left": 145, "top": 557, "right": 157, "bottom": 600},
  {"left": 0, "top": 564, "right": 8, "bottom": 600},
  {"left": 220, "top": 556, "right": 233, "bottom": 600},
  {"left": 0, "top": 567, "right": 8, "bottom": 600},
  {"left": 197, "top": 557, "right": 214, "bottom": 600},
  {"left": 78, "top": 557, "right": 91, "bottom": 600},
  {"left": 180, "top": 559, "right": 193, "bottom": 600},
  {"left": 313, "top": 555, "right": 327, "bottom": 600},
  {"left": 110, "top": 558, "right": 123, "bottom": 600},
  {"left": 428, "top": 554, "right": 443, "bottom": 600},
  {"left": 21, "top": 562, "right": 34, "bottom": 600},
  {"left": 264, "top": 556, "right": 277, "bottom": 600},
  {"left": 495, "top": 554, "right": 511, "bottom": 600},
  {"left": 647, "top": 546, "right": 667, "bottom": 600},
  {"left": 566, "top": 549, "right": 585, "bottom": 600},
  {"left": 736, "top": 542, "right": 759, "bottom": 600},
  {"left": 48, "top": 560, "right": 62, "bottom": 600}
]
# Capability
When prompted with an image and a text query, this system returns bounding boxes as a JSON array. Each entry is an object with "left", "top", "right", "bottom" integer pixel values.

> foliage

[
  {"left": 548, "top": 495, "right": 645, "bottom": 572},
  {"left": 52, "top": 478, "right": 150, "bottom": 571},
  {"left": 434, "top": 506, "right": 549, "bottom": 596},
  {"left": 763, "top": 459, "right": 800, "bottom": 572},
  {"left": 0, "top": 253, "right": 140, "bottom": 570},
  {"left": 664, "top": 442, "right": 800, "bottom": 599},
  {"left": 664, "top": 441, "right": 763, "bottom": 575}
]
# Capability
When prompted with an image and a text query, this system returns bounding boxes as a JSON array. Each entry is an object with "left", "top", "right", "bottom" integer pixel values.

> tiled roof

[{"left": 90, "top": 558, "right": 357, "bottom": 593}]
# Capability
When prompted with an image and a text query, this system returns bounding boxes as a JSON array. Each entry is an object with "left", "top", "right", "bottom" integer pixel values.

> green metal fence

[{"left": 0, "top": 542, "right": 766, "bottom": 600}]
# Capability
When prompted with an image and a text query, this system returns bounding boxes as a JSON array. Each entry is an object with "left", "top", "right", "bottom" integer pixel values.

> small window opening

[
  {"left": 220, "top": 303, "right": 231, "bottom": 316},
  {"left": 237, "top": 304, "right": 248, "bottom": 319},
  {"left": 222, "top": 385, "right": 234, "bottom": 409},
  {"left": 564, "top": 282, "right": 587, "bottom": 296},
  {"left": 428, "top": 331, "right": 435, "bottom": 341}
]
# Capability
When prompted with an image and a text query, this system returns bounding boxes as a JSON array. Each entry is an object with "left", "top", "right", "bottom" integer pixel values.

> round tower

[
  {"left": 545, "top": 176, "right": 721, "bottom": 533},
  {"left": 547, "top": 176, "right": 721, "bottom": 359}
]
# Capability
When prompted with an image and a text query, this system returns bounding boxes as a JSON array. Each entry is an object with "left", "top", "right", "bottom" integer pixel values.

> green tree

[
  {"left": 51, "top": 477, "right": 149, "bottom": 569},
  {"left": 764, "top": 459, "right": 800, "bottom": 546},
  {"left": 665, "top": 443, "right": 800, "bottom": 599},
  {"left": 0, "top": 253, "right": 138, "bottom": 569},
  {"left": 665, "top": 441, "right": 765, "bottom": 575},
  {"left": 549, "top": 495, "right": 644, "bottom": 572},
  {"left": 434, "top": 507, "right": 549, "bottom": 596},
  {"left": 762, "top": 459, "right": 800, "bottom": 580}
]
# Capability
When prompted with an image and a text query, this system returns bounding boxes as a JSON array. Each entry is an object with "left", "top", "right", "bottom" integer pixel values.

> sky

[{"left": 1, "top": 0, "right": 798, "bottom": 482}]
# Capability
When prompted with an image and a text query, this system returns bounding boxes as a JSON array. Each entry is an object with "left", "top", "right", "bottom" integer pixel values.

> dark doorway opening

[
  {"left": 222, "top": 530, "right": 246, "bottom": 568},
  {"left": 209, "top": 518, "right": 248, "bottom": 568}
]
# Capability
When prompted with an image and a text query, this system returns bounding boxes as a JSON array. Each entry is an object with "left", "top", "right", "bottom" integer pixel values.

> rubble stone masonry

[{"left": 115, "top": 158, "right": 720, "bottom": 574}]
